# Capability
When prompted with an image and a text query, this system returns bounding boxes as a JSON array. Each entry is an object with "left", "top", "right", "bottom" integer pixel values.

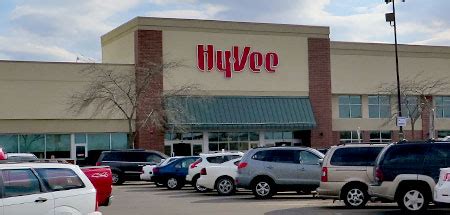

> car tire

[
  {"left": 396, "top": 186, "right": 429, "bottom": 212},
  {"left": 192, "top": 175, "right": 209, "bottom": 192},
  {"left": 342, "top": 185, "right": 369, "bottom": 209},
  {"left": 111, "top": 171, "right": 124, "bottom": 185},
  {"left": 216, "top": 177, "right": 236, "bottom": 196},
  {"left": 252, "top": 178, "right": 275, "bottom": 199},
  {"left": 166, "top": 177, "right": 184, "bottom": 190}
]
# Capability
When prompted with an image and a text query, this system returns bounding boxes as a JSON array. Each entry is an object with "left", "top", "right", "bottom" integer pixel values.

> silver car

[{"left": 236, "top": 147, "right": 324, "bottom": 199}]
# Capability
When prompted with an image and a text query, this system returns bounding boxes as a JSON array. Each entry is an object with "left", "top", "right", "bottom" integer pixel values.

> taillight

[
  {"left": 190, "top": 159, "right": 201, "bottom": 169},
  {"left": 238, "top": 162, "right": 248, "bottom": 169},
  {"left": 375, "top": 167, "right": 384, "bottom": 183},
  {"left": 95, "top": 162, "right": 101, "bottom": 166},
  {"left": 321, "top": 167, "right": 328, "bottom": 182},
  {"left": 444, "top": 173, "right": 450, "bottom": 181},
  {"left": 200, "top": 168, "right": 207, "bottom": 175},
  {"left": 153, "top": 167, "right": 159, "bottom": 174}
]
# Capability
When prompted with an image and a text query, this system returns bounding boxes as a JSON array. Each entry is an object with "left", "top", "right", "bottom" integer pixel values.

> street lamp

[{"left": 385, "top": 0, "right": 405, "bottom": 140}]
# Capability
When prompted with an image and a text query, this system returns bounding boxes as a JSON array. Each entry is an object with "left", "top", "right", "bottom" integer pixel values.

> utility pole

[{"left": 385, "top": 0, "right": 405, "bottom": 140}]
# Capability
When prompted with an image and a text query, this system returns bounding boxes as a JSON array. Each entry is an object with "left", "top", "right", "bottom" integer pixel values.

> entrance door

[
  {"left": 173, "top": 143, "right": 191, "bottom": 156},
  {"left": 74, "top": 144, "right": 87, "bottom": 165}
]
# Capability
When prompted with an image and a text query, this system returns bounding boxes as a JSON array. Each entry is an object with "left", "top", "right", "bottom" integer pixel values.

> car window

[
  {"left": 424, "top": 144, "right": 450, "bottom": 167},
  {"left": 269, "top": 150, "right": 299, "bottom": 164},
  {"left": 144, "top": 153, "right": 163, "bottom": 164},
  {"left": 35, "top": 168, "right": 85, "bottom": 191},
  {"left": 330, "top": 147, "right": 384, "bottom": 166},
  {"left": 2, "top": 169, "right": 42, "bottom": 198},
  {"left": 101, "top": 152, "right": 122, "bottom": 161},
  {"left": 176, "top": 158, "right": 197, "bottom": 168},
  {"left": 382, "top": 144, "right": 427, "bottom": 167},
  {"left": 300, "top": 151, "right": 320, "bottom": 165},
  {"left": 226, "top": 155, "right": 242, "bottom": 161},
  {"left": 207, "top": 156, "right": 226, "bottom": 164},
  {"left": 252, "top": 151, "right": 269, "bottom": 161}
]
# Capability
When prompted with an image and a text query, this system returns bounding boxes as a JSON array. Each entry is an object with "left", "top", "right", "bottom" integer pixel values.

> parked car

[
  {"left": 0, "top": 163, "right": 101, "bottom": 215},
  {"left": 369, "top": 141, "right": 450, "bottom": 212},
  {"left": 434, "top": 167, "right": 450, "bottom": 205},
  {"left": 96, "top": 149, "right": 167, "bottom": 185},
  {"left": 317, "top": 144, "right": 386, "bottom": 208},
  {"left": 236, "top": 147, "right": 324, "bottom": 199},
  {"left": 6, "top": 153, "right": 38, "bottom": 161},
  {"left": 197, "top": 158, "right": 241, "bottom": 196},
  {"left": 81, "top": 166, "right": 113, "bottom": 207},
  {"left": 140, "top": 156, "right": 182, "bottom": 183},
  {"left": 186, "top": 152, "right": 244, "bottom": 192},
  {"left": 152, "top": 156, "right": 199, "bottom": 189}
]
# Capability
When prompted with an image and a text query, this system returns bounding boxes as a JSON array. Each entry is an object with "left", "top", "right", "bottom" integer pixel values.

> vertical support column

[
  {"left": 308, "top": 38, "right": 333, "bottom": 148},
  {"left": 134, "top": 30, "right": 164, "bottom": 152},
  {"left": 259, "top": 131, "right": 265, "bottom": 147},
  {"left": 203, "top": 132, "right": 209, "bottom": 153}
]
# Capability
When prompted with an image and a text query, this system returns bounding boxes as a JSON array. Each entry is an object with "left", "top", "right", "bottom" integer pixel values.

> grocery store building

[{"left": 1, "top": 17, "right": 450, "bottom": 162}]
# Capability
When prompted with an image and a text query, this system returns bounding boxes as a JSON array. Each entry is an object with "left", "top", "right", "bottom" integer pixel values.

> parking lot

[{"left": 100, "top": 182, "right": 450, "bottom": 215}]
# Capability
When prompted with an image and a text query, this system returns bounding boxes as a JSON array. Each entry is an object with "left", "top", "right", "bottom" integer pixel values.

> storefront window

[
  {"left": 339, "top": 95, "right": 362, "bottom": 118},
  {"left": 401, "top": 96, "right": 420, "bottom": 119},
  {"left": 19, "top": 134, "right": 45, "bottom": 158},
  {"left": 87, "top": 133, "right": 110, "bottom": 150},
  {"left": 164, "top": 145, "right": 172, "bottom": 156},
  {"left": 249, "top": 132, "right": 259, "bottom": 141},
  {"left": 111, "top": 133, "right": 128, "bottom": 150},
  {"left": 369, "top": 131, "right": 392, "bottom": 143},
  {"left": 438, "top": 131, "right": 450, "bottom": 138},
  {"left": 208, "top": 132, "right": 259, "bottom": 152},
  {"left": 193, "top": 145, "right": 202, "bottom": 155},
  {"left": 75, "top": 133, "right": 87, "bottom": 143},
  {"left": 0, "top": 134, "right": 18, "bottom": 153},
  {"left": 339, "top": 131, "right": 361, "bottom": 143},
  {"left": 264, "top": 131, "right": 294, "bottom": 140},
  {"left": 369, "top": 95, "right": 391, "bottom": 118},
  {"left": 46, "top": 134, "right": 70, "bottom": 158},
  {"left": 436, "top": 96, "right": 450, "bottom": 118}
]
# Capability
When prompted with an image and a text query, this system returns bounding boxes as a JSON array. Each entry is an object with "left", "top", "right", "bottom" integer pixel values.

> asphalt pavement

[{"left": 100, "top": 182, "right": 450, "bottom": 215}]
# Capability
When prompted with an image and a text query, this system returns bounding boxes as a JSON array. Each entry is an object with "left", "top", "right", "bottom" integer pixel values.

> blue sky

[{"left": 0, "top": 0, "right": 449, "bottom": 62}]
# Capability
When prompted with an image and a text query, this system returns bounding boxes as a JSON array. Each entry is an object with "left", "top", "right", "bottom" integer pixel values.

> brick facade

[
  {"left": 134, "top": 30, "right": 165, "bottom": 152},
  {"left": 308, "top": 38, "right": 333, "bottom": 148}
]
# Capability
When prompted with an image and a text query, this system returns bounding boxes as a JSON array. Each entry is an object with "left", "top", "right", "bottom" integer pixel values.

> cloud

[
  {"left": 149, "top": 0, "right": 197, "bottom": 5},
  {"left": 148, "top": 4, "right": 227, "bottom": 19}
]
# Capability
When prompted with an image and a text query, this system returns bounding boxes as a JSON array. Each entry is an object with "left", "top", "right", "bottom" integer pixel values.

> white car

[
  {"left": 0, "top": 163, "right": 101, "bottom": 215},
  {"left": 197, "top": 158, "right": 240, "bottom": 195},
  {"left": 434, "top": 167, "right": 450, "bottom": 204},
  {"left": 6, "top": 153, "right": 38, "bottom": 161},
  {"left": 140, "top": 157, "right": 182, "bottom": 182},
  {"left": 186, "top": 152, "right": 243, "bottom": 192}
]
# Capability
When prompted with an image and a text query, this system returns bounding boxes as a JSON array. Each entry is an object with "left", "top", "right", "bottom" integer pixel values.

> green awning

[{"left": 166, "top": 96, "right": 316, "bottom": 131}]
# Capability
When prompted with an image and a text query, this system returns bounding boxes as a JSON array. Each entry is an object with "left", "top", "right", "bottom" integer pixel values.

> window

[
  {"left": 383, "top": 144, "right": 427, "bottom": 167},
  {"left": 2, "top": 169, "right": 42, "bottom": 197},
  {"left": 264, "top": 131, "right": 294, "bottom": 140},
  {"left": 208, "top": 132, "right": 258, "bottom": 152},
  {"left": 369, "top": 95, "right": 391, "bottom": 118},
  {"left": 0, "top": 134, "right": 18, "bottom": 153},
  {"left": 87, "top": 133, "right": 110, "bottom": 150},
  {"left": 401, "top": 96, "right": 420, "bottom": 119},
  {"left": 438, "top": 131, "right": 450, "bottom": 138},
  {"left": 299, "top": 151, "right": 320, "bottom": 165},
  {"left": 436, "top": 96, "right": 450, "bottom": 118},
  {"left": 339, "top": 95, "right": 362, "bottom": 118},
  {"left": 269, "top": 150, "right": 299, "bottom": 164},
  {"left": 18, "top": 134, "right": 45, "bottom": 158},
  {"left": 111, "top": 133, "right": 127, "bottom": 150},
  {"left": 35, "top": 168, "right": 84, "bottom": 191},
  {"left": 252, "top": 151, "right": 269, "bottom": 161},
  {"left": 424, "top": 144, "right": 450, "bottom": 169},
  {"left": 370, "top": 131, "right": 392, "bottom": 143},
  {"left": 339, "top": 131, "right": 362, "bottom": 143},
  {"left": 46, "top": 134, "right": 71, "bottom": 158},
  {"left": 330, "top": 147, "right": 384, "bottom": 166}
]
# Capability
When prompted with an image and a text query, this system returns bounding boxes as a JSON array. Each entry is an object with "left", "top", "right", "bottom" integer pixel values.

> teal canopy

[{"left": 166, "top": 96, "right": 317, "bottom": 131}]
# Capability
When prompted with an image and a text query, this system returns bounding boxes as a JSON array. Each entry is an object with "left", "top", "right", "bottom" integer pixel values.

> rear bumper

[
  {"left": 369, "top": 182, "right": 395, "bottom": 201},
  {"left": 316, "top": 182, "right": 344, "bottom": 199},
  {"left": 435, "top": 183, "right": 450, "bottom": 203},
  {"left": 186, "top": 174, "right": 193, "bottom": 182}
]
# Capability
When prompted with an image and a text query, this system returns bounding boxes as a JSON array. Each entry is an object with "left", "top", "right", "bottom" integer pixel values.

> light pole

[{"left": 385, "top": 0, "right": 405, "bottom": 140}]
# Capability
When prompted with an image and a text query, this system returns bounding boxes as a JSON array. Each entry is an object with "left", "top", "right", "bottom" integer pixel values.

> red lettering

[
  {"left": 265, "top": 52, "right": 278, "bottom": 73},
  {"left": 216, "top": 50, "right": 232, "bottom": 78},
  {"left": 249, "top": 52, "right": 263, "bottom": 72},
  {"left": 197, "top": 44, "right": 214, "bottom": 71},
  {"left": 233, "top": 46, "right": 250, "bottom": 72}
]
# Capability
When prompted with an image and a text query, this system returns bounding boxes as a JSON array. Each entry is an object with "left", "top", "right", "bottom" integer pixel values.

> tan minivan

[{"left": 317, "top": 144, "right": 386, "bottom": 208}]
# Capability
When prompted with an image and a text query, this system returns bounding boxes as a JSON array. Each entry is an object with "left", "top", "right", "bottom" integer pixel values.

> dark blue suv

[{"left": 152, "top": 156, "right": 199, "bottom": 189}]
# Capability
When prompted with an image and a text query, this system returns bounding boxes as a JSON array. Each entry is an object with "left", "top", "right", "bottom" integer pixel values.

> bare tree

[
  {"left": 377, "top": 73, "right": 450, "bottom": 139},
  {"left": 68, "top": 61, "right": 201, "bottom": 149}
]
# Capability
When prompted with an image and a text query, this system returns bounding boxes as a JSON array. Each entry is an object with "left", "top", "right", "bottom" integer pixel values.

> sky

[{"left": 0, "top": 0, "right": 449, "bottom": 62}]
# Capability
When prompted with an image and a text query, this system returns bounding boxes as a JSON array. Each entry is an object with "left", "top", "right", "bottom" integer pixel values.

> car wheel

[
  {"left": 166, "top": 177, "right": 184, "bottom": 190},
  {"left": 216, "top": 177, "right": 235, "bottom": 196},
  {"left": 111, "top": 172, "right": 124, "bottom": 185},
  {"left": 252, "top": 179, "right": 274, "bottom": 199},
  {"left": 397, "top": 187, "right": 428, "bottom": 212},
  {"left": 193, "top": 175, "right": 209, "bottom": 192},
  {"left": 342, "top": 185, "right": 369, "bottom": 208}
]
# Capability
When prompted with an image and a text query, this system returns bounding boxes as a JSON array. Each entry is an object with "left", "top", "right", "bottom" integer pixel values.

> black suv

[
  {"left": 97, "top": 149, "right": 167, "bottom": 185},
  {"left": 369, "top": 141, "right": 450, "bottom": 212}
]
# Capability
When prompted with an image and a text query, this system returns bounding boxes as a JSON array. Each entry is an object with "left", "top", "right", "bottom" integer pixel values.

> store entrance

[{"left": 173, "top": 143, "right": 191, "bottom": 156}]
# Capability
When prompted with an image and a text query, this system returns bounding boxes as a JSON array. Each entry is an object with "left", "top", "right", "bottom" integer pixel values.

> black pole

[{"left": 392, "top": 0, "right": 404, "bottom": 139}]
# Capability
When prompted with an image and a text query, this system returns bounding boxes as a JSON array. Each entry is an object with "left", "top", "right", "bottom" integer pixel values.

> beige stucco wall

[
  {"left": 162, "top": 30, "right": 310, "bottom": 96},
  {"left": 0, "top": 119, "right": 130, "bottom": 133},
  {"left": 0, "top": 61, "right": 134, "bottom": 121},
  {"left": 102, "top": 32, "right": 135, "bottom": 64}
]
